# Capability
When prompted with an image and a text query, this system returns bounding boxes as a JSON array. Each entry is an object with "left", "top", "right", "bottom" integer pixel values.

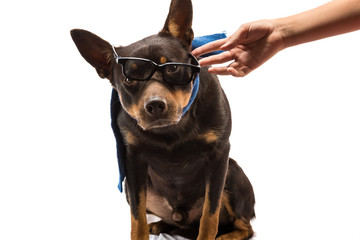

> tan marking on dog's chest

[{"left": 199, "top": 130, "right": 219, "bottom": 143}]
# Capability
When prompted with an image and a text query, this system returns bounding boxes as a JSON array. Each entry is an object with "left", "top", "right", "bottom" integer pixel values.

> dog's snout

[{"left": 145, "top": 98, "right": 167, "bottom": 117}]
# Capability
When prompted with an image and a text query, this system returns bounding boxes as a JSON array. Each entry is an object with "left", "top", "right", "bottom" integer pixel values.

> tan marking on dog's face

[
  {"left": 121, "top": 128, "right": 138, "bottom": 145},
  {"left": 125, "top": 103, "right": 141, "bottom": 121},
  {"left": 130, "top": 189, "right": 148, "bottom": 239},
  {"left": 173, "top": 86, "right": 192, "bottom": 110},
  {"left": 160, "top": 56, "right": 167, "bottom": 64},
  {"left": 116, "top": 89, "right": 141, "bottom": 121},
  {"left": 199, "top": 130, "right": 219, "bottom": 143},
  {"left": 119, "top": 81, "right": 193, "bottom": 130},
  {"left": 144, "top": 81, "right": 167, "bottom": 99}
]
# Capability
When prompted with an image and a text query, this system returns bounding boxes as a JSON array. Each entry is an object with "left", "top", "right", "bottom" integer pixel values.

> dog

[{"left": 71, "top": 0, "right": 255, "bottom": 239}]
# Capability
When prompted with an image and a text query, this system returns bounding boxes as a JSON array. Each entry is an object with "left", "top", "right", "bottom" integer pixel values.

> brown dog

[{"left": 71, "top": 0, "right": 255, "bottom": 239}]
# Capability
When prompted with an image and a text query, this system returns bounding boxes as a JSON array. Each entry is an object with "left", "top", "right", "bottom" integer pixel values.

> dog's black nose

[{"left": 145, "top": 98, "right": 167, "bottom": 117}]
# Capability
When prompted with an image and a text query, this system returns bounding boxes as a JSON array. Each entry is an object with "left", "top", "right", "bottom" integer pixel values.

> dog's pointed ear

[
  {"left": 70, "top": 29, "right": 113, "bottom": 79},
  {"left": 161, "top": 0, "right": 194, "bottom": 50}
]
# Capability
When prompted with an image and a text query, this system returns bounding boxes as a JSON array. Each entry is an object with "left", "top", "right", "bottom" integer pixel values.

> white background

[{"left": 1, "top": 0, "right": 359, "bottom": 239}]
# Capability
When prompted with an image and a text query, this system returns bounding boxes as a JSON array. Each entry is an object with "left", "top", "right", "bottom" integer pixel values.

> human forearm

[{"left": 278, "top": 0, "right": 360, "bottom": 48}]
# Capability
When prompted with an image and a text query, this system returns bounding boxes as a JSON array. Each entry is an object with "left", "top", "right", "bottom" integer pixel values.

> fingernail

[{"left": 199, "top": 60, "right": 206, "bottom": 67}]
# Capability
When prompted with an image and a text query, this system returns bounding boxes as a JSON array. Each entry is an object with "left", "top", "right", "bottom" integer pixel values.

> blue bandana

[{"left": 111, "top": 33, "right": 227, "bottom": 192}]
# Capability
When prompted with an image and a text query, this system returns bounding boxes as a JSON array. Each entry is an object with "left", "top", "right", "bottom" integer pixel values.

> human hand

[{"left": 192, "top": 20, "right": 286, "bottom": 77}]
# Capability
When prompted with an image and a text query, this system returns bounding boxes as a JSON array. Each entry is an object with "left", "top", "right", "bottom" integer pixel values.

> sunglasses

[{"left": 112, "top": 46, "right": 200, "bottom": 85}]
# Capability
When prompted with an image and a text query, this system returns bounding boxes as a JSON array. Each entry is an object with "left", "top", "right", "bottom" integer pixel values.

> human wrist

[{"left": 272, "top": 17, "right": 297, "bottom": 49}]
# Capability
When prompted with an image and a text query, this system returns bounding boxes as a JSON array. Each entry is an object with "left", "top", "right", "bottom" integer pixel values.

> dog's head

[{"left": 71, "top": 0, "right": 199, "bottom": 131}]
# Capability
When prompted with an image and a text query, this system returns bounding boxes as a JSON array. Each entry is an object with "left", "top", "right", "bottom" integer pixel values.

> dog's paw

[
  {"left": 216, "top": 234, "right": 238, "bottom": 240},
  {"left": 148, "top": 221, "right": 172, "bottom": 235},
  {"left": 216, "top": 235, "right": 235, "bottom": 240},
  {"left": 216, "top": 231, "right": 253, "bottom": 240}
]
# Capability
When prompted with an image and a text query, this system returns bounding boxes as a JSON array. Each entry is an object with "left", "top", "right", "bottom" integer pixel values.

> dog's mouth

[
  {"left": 139, "top": 118, "right": 181, "bottom": 131},
  {"left": 121, "top": 102, "right": 183, "bottom": 131}
]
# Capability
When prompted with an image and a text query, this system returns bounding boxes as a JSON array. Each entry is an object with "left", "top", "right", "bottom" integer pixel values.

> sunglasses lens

[
  {"left": 117, "top": 56, "right": 199, "bottom": 85},
  {"left": 164, "top": 64, "right": 193, "bottom": 85},
  {"left": 124, "top": 60, "right": 154, "bottom": 80}
]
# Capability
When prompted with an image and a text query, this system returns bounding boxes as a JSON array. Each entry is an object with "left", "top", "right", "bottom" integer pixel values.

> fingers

[
  {"left": 198, "top": 51, "right": 233, "bottom": 67},
  {"left": 191, "top": 38, "right": 227, "bottom": 58},
  {"left": 208, "top": 64, "right": 251, "bottom": 77},
  {"left": 228, "top": 66, "right": 251, "bottom": 77},
  {"left": 208, "top": 66, "right": 230, "bottom": 75},
  {"left": 192, "top": 25, "right": 249, "bottom": 57},
  {"left": 220, "top": 24, "right": 249, "bottom": 51},
  {"left": 198, "top": 46, "right": 253, "bottom": 77}
]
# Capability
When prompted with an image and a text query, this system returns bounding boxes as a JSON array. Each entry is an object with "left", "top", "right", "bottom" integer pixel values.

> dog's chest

[
  {"left": 146, "top": 154, "right": 207, "bottom": 198},
  {"left": 146, "top": 181, "right": 205, "bottom": 226},
  {"left": 145, "top": 149, "right": 208, "bottom": 225}
]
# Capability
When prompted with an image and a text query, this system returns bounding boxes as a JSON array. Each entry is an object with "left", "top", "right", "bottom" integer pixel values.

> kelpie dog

[{"left": 71, "top": 0, "right": 255, "bottom": 239}]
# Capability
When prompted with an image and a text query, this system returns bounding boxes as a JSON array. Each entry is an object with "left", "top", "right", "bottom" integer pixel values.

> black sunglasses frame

[{"left": 112, "top": 46, "right": 200, "bottom": 85}]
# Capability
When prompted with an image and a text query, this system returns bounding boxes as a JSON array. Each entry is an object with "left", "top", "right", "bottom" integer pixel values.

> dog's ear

[
  {"left": 161, "top": 0, "right": 194, "bottom": 50},
  {"left": 70, "top": 29, "right": 113, "bottom": 79}
]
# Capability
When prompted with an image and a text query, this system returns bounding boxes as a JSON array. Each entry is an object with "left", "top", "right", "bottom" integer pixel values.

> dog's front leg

[
  {"left": 197, "top": 148, "right": 229, "bottom": 240},
  {"left": 125, "top": 150, "right": 148, "bottom": 240}
]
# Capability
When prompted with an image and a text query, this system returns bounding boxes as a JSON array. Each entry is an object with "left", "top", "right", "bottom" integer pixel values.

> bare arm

[
  {"left": 282, "top": 0, "right": 360, "bottom": 47},
  {"left": 192, "top": 0, "right": 360, "bottom": 77}
]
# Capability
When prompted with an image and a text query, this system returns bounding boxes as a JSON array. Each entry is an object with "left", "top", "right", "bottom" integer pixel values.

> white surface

[
  {"left": 149, "top": 234, "right": 189, "bottom": 240},
  {"left": 1, "top": 0, "right": 360, "bottom": 240}
]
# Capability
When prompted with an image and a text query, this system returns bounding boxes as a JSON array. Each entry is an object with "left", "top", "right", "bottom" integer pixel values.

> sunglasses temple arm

[{"left": 112, "top": 45, "right": 119, "bottom": 63}]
